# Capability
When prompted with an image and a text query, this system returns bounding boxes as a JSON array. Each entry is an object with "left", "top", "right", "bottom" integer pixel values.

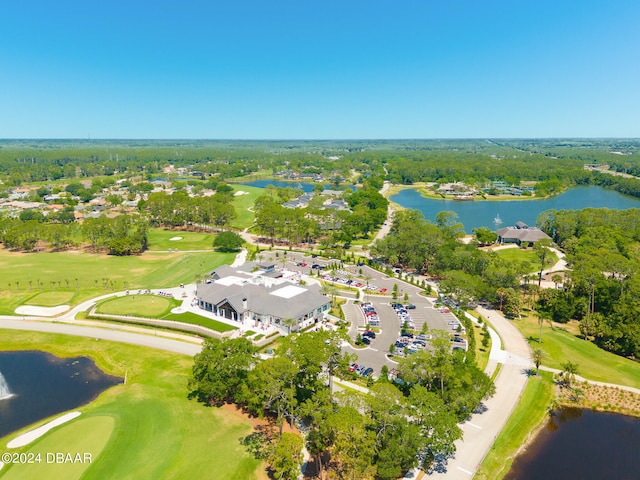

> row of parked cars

[
  {"left": 360, "top": 302, "right": 380, "bottom": 326},
  {"left": 322, "top": 274, "right": 365, "bottom": 288},
  {"left": 349, "top": 363, "right": 373, "bottom": 377},
  {"left": 391, "top": 302, "right": 416, "bottom": 329},
  {"left": 393, "top": 332, "right": 431, "bottom": 357}
]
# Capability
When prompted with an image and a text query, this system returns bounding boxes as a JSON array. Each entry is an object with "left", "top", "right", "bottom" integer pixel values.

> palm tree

[
  {"left": 532, "top": 349, "right": 544, "bottom": 375},
  {"left": 551, "top": 273, "right": 562, "bottom": 290},
  {"left": 535, "top": 311, "right": 546, "bottom": 344},
  {"left": 282, "top": 317, "right": 297, "bottom": 334},
  {"left": 561, "top": 361, "right": 579, "bottom": 388}
]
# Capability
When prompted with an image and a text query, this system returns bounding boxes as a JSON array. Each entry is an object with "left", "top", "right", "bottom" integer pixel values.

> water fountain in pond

[{"left": 0, "top": 371, "right": 13, "bottom": 400}]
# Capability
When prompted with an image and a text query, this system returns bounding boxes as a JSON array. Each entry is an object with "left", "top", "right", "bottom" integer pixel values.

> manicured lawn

[
  {"left": 513, "top": 314, "right": 640, "bottom": 389},
  {"left": 2, "top": 416, "right": 114, "bottom": 480},
  {"left": 494, "top": 247, "right": 557, "bottom": 272},
  {"left": 0, "top": 330, "right": 262, "bottom": 480},
  {"left": 147, "top": 228, "right": 216, "bottom": 251},
  {"left": 161, "top": 312, "right": 239, "bottom": 333},
  {"left": 230, "top": 185, "right": 264, "bottom": 230},
  {"left": 24, "top": 291, "right": 75, "bottom": 306},
  {"left": 477, "top": 371, "right": 555, "bottom": 480},
  {"left": 0, "top": 249, "right": 235, "bottom": 315},
  {"left": 96, "top": 295, "right": 180, "bottom": 317},
  {"left": 94, "top": 296, "right": 238, "bottom": 333}
]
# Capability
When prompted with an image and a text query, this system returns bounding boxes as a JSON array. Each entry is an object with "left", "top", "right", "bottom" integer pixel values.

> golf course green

[
  {"left": 0, "top": 330, "right": 263, "bottom": 480},
  {"left": 0, "top": 248, "right": 236, "bottom": 315}
]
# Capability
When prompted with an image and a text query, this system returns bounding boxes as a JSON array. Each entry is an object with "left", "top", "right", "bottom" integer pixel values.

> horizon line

[{"left": 1, "top": 136, "right": 639, "bottom": 142}]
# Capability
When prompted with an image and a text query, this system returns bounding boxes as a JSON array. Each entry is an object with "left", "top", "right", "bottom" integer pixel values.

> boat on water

[{"left": 494, "top": 214, "right": 503, "bottom": 225}]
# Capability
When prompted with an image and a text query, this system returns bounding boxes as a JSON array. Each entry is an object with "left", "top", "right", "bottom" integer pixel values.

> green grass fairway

[
  {"left": 231, "top": 185, "right": 264, "bottom": 230},
  {"left": 0, "top": 330, "right": 262, "bottom": 480},
  {"left": 477, "top": 372, "right": 554, "bottom": 480},
  {"left": 24, "top": 292, "right": 75, "bottom": 307},
  {"left": 94, "top": 296, "right": 238, "bottom": 332},
  {"left": 147, "top": 228, "right": 215, "bottom": 251},
  {"left": 494, "top": 247, "right": 557, "bottom": 272},
  {"left": 96, "top": 295, "right": 179, "bottom": 317},
  {"left": 161, "top": 311, "right": 238, "bottom": 332},
  {"left": 513, "top": 315, "right": 640, "bottom": 389},
  {"left": 0, "top": 250, "right": 235, "bottom": 315},
  {"left": 2, "top": 416, "right": 114, "bottom": 480}
]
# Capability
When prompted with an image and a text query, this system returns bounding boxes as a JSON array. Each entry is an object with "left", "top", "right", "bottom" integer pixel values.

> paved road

[
  {"left": 422, "top": 306, "right": 532, "bottom": 479},
  {"left": 0, "top": 318, "right": 202, "bottom": 357}
]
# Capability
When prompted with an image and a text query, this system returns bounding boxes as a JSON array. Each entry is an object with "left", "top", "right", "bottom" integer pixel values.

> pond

[
  {"left": 506, "top": 407, "right": 640, "bottom": 480},
  {"left": 390, "top": 186, "right": 640, "bottom": 232},
  {"left": 0, "top": 350, "right": 122, "bottom": 438}
]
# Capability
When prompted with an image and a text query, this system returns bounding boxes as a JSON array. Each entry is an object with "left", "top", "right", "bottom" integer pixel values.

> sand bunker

[
  {"left": 15, "top": 305, "right": 70, "bottom": 317},
  {"left": 233, "top": 190, "right": 250, "bottom": 196},
  {"left": 169, "top": 236, "right": 182, "bottom": 241},
  {"left": 7, "top": 412, "right": 81, "bottom": 449}
]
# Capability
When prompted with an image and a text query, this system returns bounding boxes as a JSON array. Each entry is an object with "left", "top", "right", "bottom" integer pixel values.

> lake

[
  {"left": 0, "top": 350, "right": 122, "bottom": 438},
  {"left": 390, "top": 186, "right": 640, "bottom": 232},
  {"left": 506, "top": 407, "right": 640, "bottom": 480}
]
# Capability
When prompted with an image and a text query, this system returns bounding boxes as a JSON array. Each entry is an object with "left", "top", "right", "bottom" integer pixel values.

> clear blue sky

[{"left": 1, "top": 0, "right": 639, "bottom": 139}]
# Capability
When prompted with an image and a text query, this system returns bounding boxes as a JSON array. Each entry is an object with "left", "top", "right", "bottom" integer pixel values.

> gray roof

[
  {"left": 497, "top": 226, "right": 551, "bottom": 243},
  {"left": 197, "top": 280, "right": 329, "bottom": 320}
]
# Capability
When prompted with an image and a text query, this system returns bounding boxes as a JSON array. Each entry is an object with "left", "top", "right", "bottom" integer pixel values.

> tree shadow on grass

[{"left": 241, "top": 427, "right": 273, "bottom": 460}]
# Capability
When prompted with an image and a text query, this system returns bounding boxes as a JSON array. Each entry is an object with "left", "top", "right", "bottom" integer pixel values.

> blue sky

[{"left": 1, "top": 0, "right": 639, "bottom": 139}]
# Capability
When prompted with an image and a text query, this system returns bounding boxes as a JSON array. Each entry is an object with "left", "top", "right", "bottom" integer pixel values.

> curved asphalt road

[
  {"left": 0, "top": 317, "right": 202, "bottom": 357},
  {"left": 420, "top": 306, "right": 532, "bottom": 479}
]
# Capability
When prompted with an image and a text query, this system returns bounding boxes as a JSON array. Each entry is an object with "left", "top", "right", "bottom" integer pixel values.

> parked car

[
  {"left": 356, "top": 365, "right": 366, "bottom": 375},
  {"left": 406, "top": 304, "right": 416, "bottom": 309},
  {"left": 452, "top": 337, "right": 465, "bottom": 343},
  {"left": 361, "top": 336, "right": 371, "bottom": 345},
  {"left": 363, "top": 330, "right": 376, "bottom": 338},
  {"left": 363, "top": 367, "right": 374, "bottom": 377}
]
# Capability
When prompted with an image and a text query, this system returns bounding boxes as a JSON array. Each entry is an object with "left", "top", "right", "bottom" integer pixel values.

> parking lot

[{"left": 251, "top": 250, "right": 468, "bottom": 376}]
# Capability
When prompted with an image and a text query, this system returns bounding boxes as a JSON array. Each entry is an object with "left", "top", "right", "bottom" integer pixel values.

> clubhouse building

[
  {"left": 195, "top": 262, "right": 331, "bottom": 333},
  {"left": 496, "top": 221, "right": 551, "bottom": 245}
]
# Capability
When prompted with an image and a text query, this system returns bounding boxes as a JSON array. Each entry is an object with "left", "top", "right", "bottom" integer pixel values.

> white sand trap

[
  {"left": 233, "top": 190, "right": 250, "bottom": 196},
  {"left": 171, "top": 307, "right": 185, "bottom": 314},
  {"left": 169, "top": 236, "right": 182, "bottom": 241},
  {"left": 15, "top": 305, "right": 70, "bottom": 317},
  {"left": 7, "top": 412, "right": 81, "bottom": 449}
]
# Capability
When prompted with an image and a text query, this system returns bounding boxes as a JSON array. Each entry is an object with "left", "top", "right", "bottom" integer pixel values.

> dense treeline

[
  {"left": 253, "top": 184, "right": 388, "bottom": 247},
  {"left": 371, "top": 210, "right": 527, "bottom": 310},
  {"left": 189, "top": 330, "right": 493, "bottom": 479},
  {"left": 537, "top": 208, "right": 640, "bottom": 357},
  {"left": 589, "top": 171, "right": 640, "bottom": 199},
  {"left": 2, "top": 139, "right": 638, "bottom": 190},
  {"left": 143, "top": 190, "right": 236, "bottom": 230},
  {"left": 0, "top": 214, "right": 148, "bottom": 255}
]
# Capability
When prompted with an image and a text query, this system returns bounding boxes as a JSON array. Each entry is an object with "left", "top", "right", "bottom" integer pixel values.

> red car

[
  {"left": 349, "top": 363, "right": 358, "bottom": 372},
  {"left": 380, "top": 288, "right": 387, "bottom": 293}
]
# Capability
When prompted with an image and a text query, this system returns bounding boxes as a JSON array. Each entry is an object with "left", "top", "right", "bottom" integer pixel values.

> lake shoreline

[{"left": 388, "top": 185, "right": 640, "bottom": 232}]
